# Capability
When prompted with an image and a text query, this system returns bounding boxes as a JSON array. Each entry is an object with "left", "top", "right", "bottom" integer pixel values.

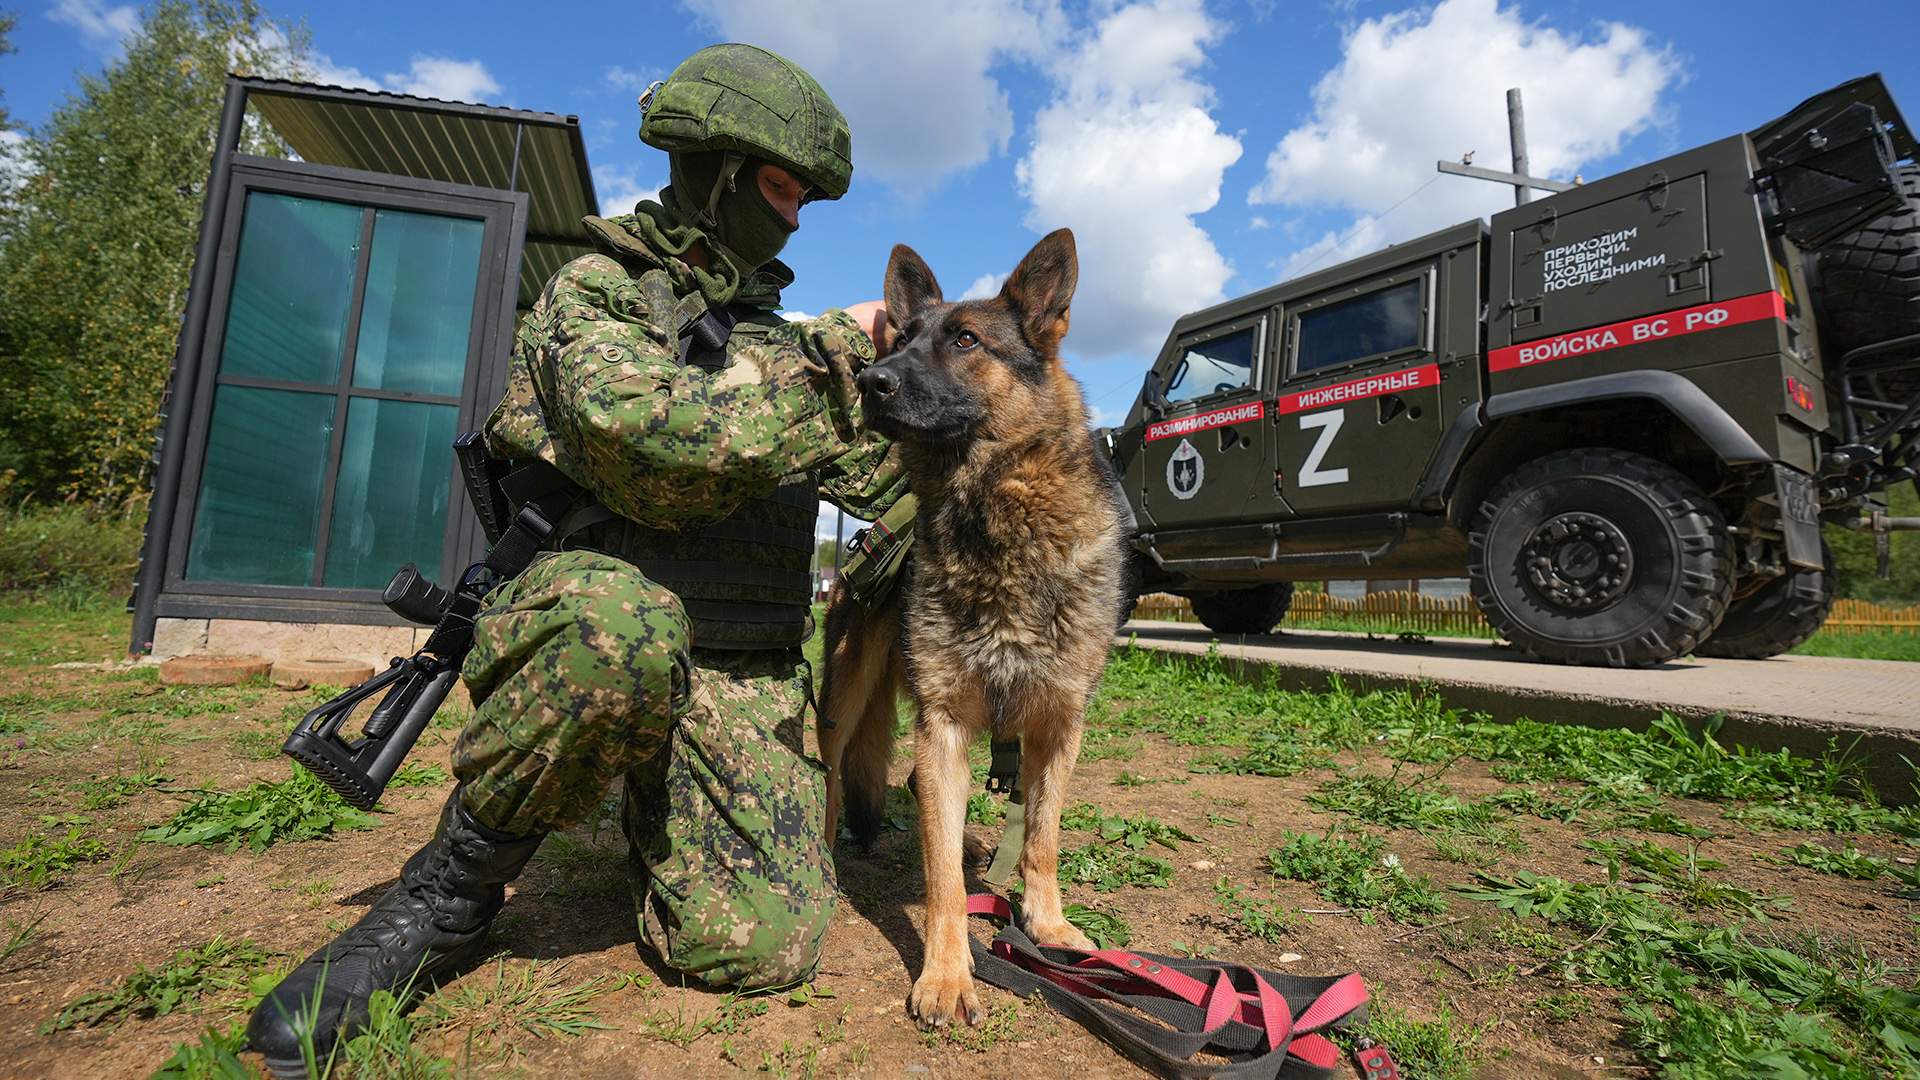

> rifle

[{"left": 282, "top": 432, "right": 576, "bottom": 810}]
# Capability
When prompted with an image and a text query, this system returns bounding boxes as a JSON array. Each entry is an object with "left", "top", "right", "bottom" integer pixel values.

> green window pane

[
  {"left": 322, "top": 398, "right": 458, "bottom": 589},
  {"left": 185, "top": 386, "right": 335, "bottom": 585},
  {"left": 351, "top": 209, "right": 484, "bottom": 397},
  {"left": 219, "top": 193, "right": 362, "bottom": 384}
]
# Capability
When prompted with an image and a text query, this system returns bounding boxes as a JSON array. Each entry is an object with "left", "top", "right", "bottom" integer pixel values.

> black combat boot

[{"left": 246, "top": 790, "right": 543, "bottom": 1076}]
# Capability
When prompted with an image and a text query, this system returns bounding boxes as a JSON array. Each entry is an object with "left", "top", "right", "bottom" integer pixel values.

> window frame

[
  {"left": 1284, "top": 267, "right": 1435, "bottom": 382},
  {"left": 1161, "top": 312, "right": 1269, "bottom": 410},
  {"left": 158, "top": 156, "right": 526, "bottom": 624}
]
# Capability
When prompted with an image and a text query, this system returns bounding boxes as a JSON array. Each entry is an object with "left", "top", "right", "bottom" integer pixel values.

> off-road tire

[
  {"left": 1116, "top": 553, "right": 1148, "bottom": 630},
  {"left": 1469, "top": 449, "right": 1732, "bottom": 667},
  {"left": 1816, "top": 165, "right": 1920, "bottom": 355},
  {"left": 1187, "top": 582, "right": 1294, "bottom": 636},
  {"left": 1695, "top": 540, "right": 1836, "bottom": 659}
]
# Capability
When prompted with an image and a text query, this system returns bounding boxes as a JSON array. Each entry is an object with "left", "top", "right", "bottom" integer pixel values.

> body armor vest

[{"left": 557, "top": 315, "right": 820, "bottom": 651}]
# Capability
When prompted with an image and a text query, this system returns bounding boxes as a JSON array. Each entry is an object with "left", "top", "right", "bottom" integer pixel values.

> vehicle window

[
  {"left": 1294, "top": 279, "right": 1424, "bottom": 374},
  {"left": 1165, "top": 325, "right": 1258, "bottom": 405}
]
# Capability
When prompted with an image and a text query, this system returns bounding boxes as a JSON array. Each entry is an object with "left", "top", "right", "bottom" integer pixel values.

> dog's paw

[
  {"left": 1025, "top": 917, "right": 1095, "bottom": 952},
  {"left": 907, "top": 966, "right": 980, "bottom": 1029}
]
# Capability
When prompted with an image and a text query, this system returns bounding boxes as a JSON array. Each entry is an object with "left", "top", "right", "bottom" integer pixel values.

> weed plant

[
  {"left": 42, "top": 936, "right": 274, "bottom": 1032},
  {"left": 1265, "top": 831, "right": 1446, "bottom": 924},
  {"left": 1058, "top": 843, "right": 1174, "bottom": 892},
  {"left": 140, "top": 766, "right": 380, "bottom": 852},
  {"left": 1062, "top": 903, "right": 1132, "bottom": 948},
  {"left": 1, "top": 827, "right": 108, "bottom": 891}
]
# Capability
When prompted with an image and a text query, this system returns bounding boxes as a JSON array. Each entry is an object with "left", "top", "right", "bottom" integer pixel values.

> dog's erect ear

[
  {"left": 884, "top": 244, "right": 944, "bottom": 324},
  {"left": 1001, "top": 228, "right": 1078, "bottom": 353}
]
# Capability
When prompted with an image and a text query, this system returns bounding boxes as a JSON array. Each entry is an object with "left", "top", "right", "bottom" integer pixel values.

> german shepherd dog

[{"left": 818, "top": 229, "right": 1128, "bottom": 1028}]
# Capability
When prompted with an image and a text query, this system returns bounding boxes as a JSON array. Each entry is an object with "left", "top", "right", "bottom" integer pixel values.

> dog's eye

[{"left": 953, "top": 330, "right": 979, "bottom": 350}]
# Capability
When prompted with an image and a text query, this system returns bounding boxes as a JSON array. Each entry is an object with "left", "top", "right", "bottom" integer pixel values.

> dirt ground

[{"left": 0, "top": 607, "right": 1914, "bottom": 1078}]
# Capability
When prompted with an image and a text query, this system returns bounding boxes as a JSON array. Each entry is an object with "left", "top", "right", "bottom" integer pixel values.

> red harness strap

[{"left": 964, "top": 894, "right": 1394, "bottom": 1079}]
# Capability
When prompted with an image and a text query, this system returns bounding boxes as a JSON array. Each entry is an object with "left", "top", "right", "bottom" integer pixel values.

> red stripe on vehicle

[
  {"left": 1146, "top": 399, "right": 1266, "bottom": 442},
  {"left": 1277, "top": 363, "right": 1440, "bottom": 415},
  {"left": 1489, "top": 291, "right": 1786, "bottom": 373}
]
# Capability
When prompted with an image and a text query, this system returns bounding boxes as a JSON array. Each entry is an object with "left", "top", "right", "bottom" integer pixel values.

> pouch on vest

[{"left": 840, "top": 495, "right": 917, "bottom": 610}]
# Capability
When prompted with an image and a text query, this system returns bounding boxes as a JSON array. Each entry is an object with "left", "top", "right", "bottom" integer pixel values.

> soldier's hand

[{"left": 842, "top": 300, "right": 891, "bottom": 355}]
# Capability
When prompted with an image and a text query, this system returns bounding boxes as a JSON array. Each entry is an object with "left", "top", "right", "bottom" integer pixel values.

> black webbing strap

[
  {"left": 678, "top": 306, "right": 738, "bottom": 366},
  {"left": 418, "top": 464, "right": 575, "bottom": 660},
  {"left": 986, "top": 738, "right": 1022, "bottom": 796}
]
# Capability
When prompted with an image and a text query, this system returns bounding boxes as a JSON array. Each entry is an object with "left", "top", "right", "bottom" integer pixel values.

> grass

[
  {"left": 139, "top": 765, "right": 382, "bottom": 852},
  {"left": 1266, "top": 830, "right": 1448, "bottom": 925},
  {"left": 0, "top": 500, "right": 143, "bottom": 601},
  {"left": 1059, "top": 802, "right": 1198, "bottom": 850},
  {"left": 1057, "top": 842, "right": 1174, "bottom": 892},
  {"left": 1, "top": 827, "right": 110, "bottom": 892},
  {"left": 41, "top": 936, "right": 276, "bottom": 1032},
  {"left": 73, "top": 768, "right": 170, "bottom": 810},
  {"left": 1454, "top": 870, "right": 1920, "bottom": 1074},
  {"left": 1212, "top": 877, "right": 1300, "bottom": 943},
  {"left": 151, "top": 1022, "right": 252, "bottom": 1079},
  {"left": 1790, "top": 627, "right": 1920, "bottom": 661},
  {"left": 0, "top": 598, "right": 1913, "bottom": 1076},
  {"left": 418, "top": 957, "right": 614, "bottom": 1054},
  {"left": 1779, "top": 840, "right": 1889, "bottom": 880}
]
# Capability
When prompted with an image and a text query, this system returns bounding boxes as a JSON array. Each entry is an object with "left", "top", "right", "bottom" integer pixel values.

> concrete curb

[{"left": 1117, "top": 623, "right": 1920, "bottom": 806}]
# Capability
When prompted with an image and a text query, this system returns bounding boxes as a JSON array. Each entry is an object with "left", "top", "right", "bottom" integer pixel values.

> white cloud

[
  {"left": 605, "top": 66, "right": 661, "bottom": 94},
  {"left": 1249, "top": 215, "right": 1271, "bottom": 230},
  {"left": 593, "top": 165, "right": 661, "bottom": 217},
  {"left": 958, "top": 272, "right": 1007, "bottom": 301},
  {"left": 1252, "top": 0, "right": 1678, "bottom": 279},
  {"left": 383, "top": 56, "right": 504, "bottom": 104},
  {"left": 779, "top": 310, "right": 817, "bottom": 322},
  {"left": 48, "top": 0, "right": 138, "bottom": 55},
  {"left": 307, "top": 54, "right": 380, "bottom": 91},
  {"left": 683, "top": 0, "right": 1061, "bottom": 190},
  {"left": 1015, "top": 0, "right": 1241, "bottom": 358}
]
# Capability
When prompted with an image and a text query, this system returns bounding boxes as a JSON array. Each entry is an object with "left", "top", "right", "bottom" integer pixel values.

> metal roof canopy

[{"left": 238, "top": 76, "right": 599, "bottom": 310}]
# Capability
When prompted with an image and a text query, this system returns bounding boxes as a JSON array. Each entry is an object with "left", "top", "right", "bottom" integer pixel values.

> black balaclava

[{"left": 665, "top": 150, "right": 798, "bottom": 275}]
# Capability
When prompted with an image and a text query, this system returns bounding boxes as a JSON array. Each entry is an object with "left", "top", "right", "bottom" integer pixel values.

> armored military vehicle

[{"left": 1104, "top": 75, "right": 1920, "bottom": 667}]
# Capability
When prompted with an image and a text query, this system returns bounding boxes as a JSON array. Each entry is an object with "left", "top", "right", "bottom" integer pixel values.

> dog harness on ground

[{"left": 964, "top": 895, "right": 1395, "bottom": 1079}]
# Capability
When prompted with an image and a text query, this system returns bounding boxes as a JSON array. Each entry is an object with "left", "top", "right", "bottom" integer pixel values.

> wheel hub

[{"left": 1521, "top": 512, "right": 1633, "bottom": 610}]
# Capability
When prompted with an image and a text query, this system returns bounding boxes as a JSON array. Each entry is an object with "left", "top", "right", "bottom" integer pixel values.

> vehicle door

[
  {"left": 1138, "top": 313, "right": 1271, "bottom": 529},
  {"left": 1271, "top": 267, "right": 1448, "bottom": 516}
]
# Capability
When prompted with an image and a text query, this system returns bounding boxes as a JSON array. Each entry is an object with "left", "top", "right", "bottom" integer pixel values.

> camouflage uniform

[{"left": 451, "top": 208, "right": 903, "bottom": 988}]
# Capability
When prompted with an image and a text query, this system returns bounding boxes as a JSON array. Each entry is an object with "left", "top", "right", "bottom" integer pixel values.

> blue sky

[{"left": 6, "top": 0, "right": 1917, "bottom": 538}]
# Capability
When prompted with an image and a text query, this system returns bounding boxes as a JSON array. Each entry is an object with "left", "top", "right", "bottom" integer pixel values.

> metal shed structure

[{"left": 130, "top": 76, "right": 600, "bottom": 659}]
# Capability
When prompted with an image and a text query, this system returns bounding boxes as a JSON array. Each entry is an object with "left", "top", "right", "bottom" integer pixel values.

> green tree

[
  {"left": 1, "top": 10, "right": 17, "bottom": 132},
  {"left": 0, "top": 2, "right": 303, "bottom": 504}
]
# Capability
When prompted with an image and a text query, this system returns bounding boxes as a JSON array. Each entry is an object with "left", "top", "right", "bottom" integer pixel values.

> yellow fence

[
  {"left": 1828, "top": 597, "right": 1920, "bottom": 633},
  {"left": 1132, "top": 590, "right": 1920, "bottom": 636}
]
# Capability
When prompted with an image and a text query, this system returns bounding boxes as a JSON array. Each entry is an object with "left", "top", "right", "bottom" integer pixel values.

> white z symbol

[{"left": 1297, "top": 410, "right": 1349, "bottom": 487}]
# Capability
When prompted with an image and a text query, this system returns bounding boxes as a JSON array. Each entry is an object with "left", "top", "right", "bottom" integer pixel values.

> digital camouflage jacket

[{"left": 484, "top": 201, "right": 906, "bottom": 648}]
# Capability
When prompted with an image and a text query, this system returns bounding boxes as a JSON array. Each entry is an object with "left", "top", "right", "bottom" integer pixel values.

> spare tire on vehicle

[
  {"left": 1816, "top": 165, "right": 1920, "bottom": 356},
  {"left": 1186, "top": 582, "right": 1294, "bottom": 636}
]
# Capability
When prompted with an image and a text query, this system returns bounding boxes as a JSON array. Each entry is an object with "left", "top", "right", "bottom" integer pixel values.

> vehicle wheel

[
  {"left": 1816, "top": 165, "right": 1920, "bottom": 355},
  {"left": 1187, "top": 582, "right": 1294, "bottom": 635},
  {"left": 1115, "top": 553, "right": 1148, "bottom": 630},
  {"left": 1695, "top": 540, "right": 1835, "bottom": 659},
  {"left": 1468, "top": 449, "right": 1732, "bottom": 667}
]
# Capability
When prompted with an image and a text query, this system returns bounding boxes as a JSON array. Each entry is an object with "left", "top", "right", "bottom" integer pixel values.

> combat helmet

[{"left": 640, "top": 43, "right": 852, "bottom": 202}]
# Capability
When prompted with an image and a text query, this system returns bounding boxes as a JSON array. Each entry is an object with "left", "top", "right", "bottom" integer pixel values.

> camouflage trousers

[{"left": 452, "top": 549, "right": 835, "bottom": 989}]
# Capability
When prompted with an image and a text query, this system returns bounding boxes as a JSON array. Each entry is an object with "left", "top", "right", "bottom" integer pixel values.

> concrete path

[{"left": 1117, "top": 620, "right": 1920, "bottom": 800}]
